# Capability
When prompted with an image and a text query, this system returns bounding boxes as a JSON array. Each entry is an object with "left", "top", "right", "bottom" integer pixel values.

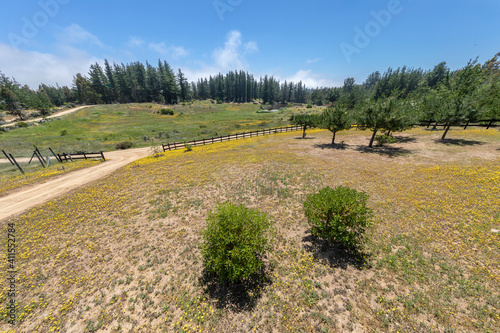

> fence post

[
  {"left": 100, "top": 152, "right": 106, "bottom": 161},
  {"left": 34, "top": 150, "right": 46, "bottom": 168},
  {"left": 83, "top": 152, "right": 87, "bottom": 159},
  {"left": 10, "top": 154, "right": 24, "bottom": 174},
  {"left": 49, "top": 148, "right": 61, "bottom": 162},
  {"left": 2, "top": 150, "right": 14, "bottom": 165},
  {"left": 29, "top": 151, "right": 36, "bottom": 165},
  {"left": 463, "top": 122, "right": 469, "bottom": 130}
]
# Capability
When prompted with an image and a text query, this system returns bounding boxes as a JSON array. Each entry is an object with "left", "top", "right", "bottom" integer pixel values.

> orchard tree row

[{"left": 292, "top": 53, "right": 500, "bottom": 144}]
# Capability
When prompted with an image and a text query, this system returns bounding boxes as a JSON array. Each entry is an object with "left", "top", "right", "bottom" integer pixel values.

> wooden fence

[
  {"left": 58, "top": 151, "right": 106, "bottom": 162},
  {"left": 417, "top": 119, "right": 499, "bottom": 129},
  {"left": 162, "top": 125, "right": 303, "bottom": 152}
]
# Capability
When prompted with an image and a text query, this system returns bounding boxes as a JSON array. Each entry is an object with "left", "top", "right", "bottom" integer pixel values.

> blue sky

[{"left": 0, "top": 0, "right": 499, "bottom": 89}]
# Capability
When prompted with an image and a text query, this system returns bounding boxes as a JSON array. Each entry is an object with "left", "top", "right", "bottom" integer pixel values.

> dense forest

[
  {"left": 0, "top": 59, "right": 309, "bottom": 119},
  {"left": 1, "top": 53, "right": 499, "bottom": 141}
]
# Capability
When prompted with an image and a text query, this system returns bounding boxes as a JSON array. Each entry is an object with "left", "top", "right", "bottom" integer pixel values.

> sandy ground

[
  {"left": 1, "top": 105, "right": 90, "bottom": 128},
  {"left": 0, "top": 147, "right": 150, "bottom": 222}
]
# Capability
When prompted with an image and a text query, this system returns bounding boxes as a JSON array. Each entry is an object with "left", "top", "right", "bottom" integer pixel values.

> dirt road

[
  {"left": 0, "top": 147, "right": 151, "bottom": 222},
  {"left": 1, "top": 105, "right": 90, "bottom": 128}
]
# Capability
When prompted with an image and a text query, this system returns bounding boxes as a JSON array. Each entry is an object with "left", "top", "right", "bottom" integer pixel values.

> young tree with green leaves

[
  {"left": 0, "top": 86, "right": 24, "bottom": 120},
  {"left": 477, "top": 53, "right": 500, "bottom": 123},
  {"left": 290, "top": 113, "right": 318, "bottom": 138},
  {"left": 437, "top": 59, "right": 483, "bottom": 140},
  {"left": 356, "top": 97, "right": 408, "bottom": 148},
  {"left": 318, "top": 106, "right": 351, "bottom": 145}
]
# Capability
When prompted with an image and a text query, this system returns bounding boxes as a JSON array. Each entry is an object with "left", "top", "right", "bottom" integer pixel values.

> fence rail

[
  {"left": 58, "top": 151, "right": 106, "bottom": 162},
  {"left": 417, "top": 119, "right": 499, "bottom": 129},
  {"left": 162, "top": 125, "right": 303, "bottom": 152}
]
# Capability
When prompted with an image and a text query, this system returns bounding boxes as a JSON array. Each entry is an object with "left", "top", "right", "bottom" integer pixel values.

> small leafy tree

[
  {"left": 0, "top": 86, "right": 24, "bottom": 120},
  {"left": 436, "top": 59, "right": 483, "bottom": 140},
  {"left": 356, "top": 97, "right": 410, "bottom": 148},
  {"left": 201, "top": 203, "right": 274, "bottom": 283},
  {"left": 303, "top": 186, "right": 373, "bottom": 250},
  {"left": 290, "top": 113, "right": 317, "bottom": 138},
  {"left": 318, "top": 106, "right": 351, "bottom": 145},
  {"left": 476, "top": 56, "right": 500, "bottom": 122}
]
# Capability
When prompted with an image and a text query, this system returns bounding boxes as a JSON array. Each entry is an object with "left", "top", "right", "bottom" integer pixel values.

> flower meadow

[
  {"left": 0, "top": 128, "right": 499, "bottom": 332},
  {"left": 0, "top": 159, "right": 101, "bottom": 198}
]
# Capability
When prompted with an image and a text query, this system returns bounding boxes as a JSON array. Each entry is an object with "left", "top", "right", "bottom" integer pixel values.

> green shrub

[
  {"left": 184, "top": 140, "right": 192, "bottom": 152},
  {"left": 201, "top": 203, "right": 274, "bottom": 283},
  {"left": 303, "top": 186, "right": 373, "bottom": 250},
  {"left": 60, "top": 129, "right": 68, "bottom": 136},
  {"left": 217, "top": 100, "right": 222, "bottom": 104},
  {"left": 116, "top": 141, "right": 133, "bottom": 150},
  {"left": 159, "top": 108, "right": 174, "bottom": 115},
  {"left": 375, "top": 134, "right": 397, "bottom": 146},
  {"left": 306, "top": 104, "right": 313, "bottom": 108},
  {"left": 17, "top": 121, "right": 28, "bottom": 127}
]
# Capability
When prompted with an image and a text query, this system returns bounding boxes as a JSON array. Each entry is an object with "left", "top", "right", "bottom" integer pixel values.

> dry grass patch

[{"left": 0, "top": 128, "right": 499, "bottom": 332}]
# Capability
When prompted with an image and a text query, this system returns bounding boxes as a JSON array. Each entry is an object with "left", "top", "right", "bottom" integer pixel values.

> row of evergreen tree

[
  {"left": 1, "top": 53, "right": 499, "bottom": 131},
  {"left": 0, "top": 58, "right": 312, "bottom": 121}
]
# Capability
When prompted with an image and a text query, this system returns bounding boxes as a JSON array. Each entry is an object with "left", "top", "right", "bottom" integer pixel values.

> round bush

[
  {"left": 303, "top": 186, "right": 373, "bottom": 250},
  {"left": 115, "top": 141, "right": 133, "bottom": 150},
  {"left": 159, "top": 108, "right": 174, "bottom": 115},
  {"left": 201, "top": 202, "right": 273, "bottom": 283}
]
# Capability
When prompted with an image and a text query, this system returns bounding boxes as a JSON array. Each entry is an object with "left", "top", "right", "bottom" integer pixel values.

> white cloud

[
  {"left": 245, "top": 41, "right": 259, "bottom": 53},
  {"left": 0, "top": 43, "right": 101, "bottom": 88},
  {"left": 284, "top": 70, "right": 341, "bottom": 88},
  {"left": 148, "top": 42, "right": 188, "bottom": 59},
  {"left": 306, "top": 58, "right": 321, "bottom": 64},
  {"left": 180, "top": 30, "right": 258, "bottom": 82},
  {"left": 212, "top": 30, "right": 258, "bottom": 71},
  {"left": 56, "top": 23, "right": 103, "bottom": 47},
  {"left": 127, "top": 36, "right": 145, "bottom": 47}
]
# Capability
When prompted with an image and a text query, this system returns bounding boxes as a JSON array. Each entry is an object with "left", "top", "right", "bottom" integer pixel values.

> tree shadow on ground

[
  {"left": 199, "top": 264, "right": 273, "bottom": 312},
  {"left": 392, "top": 135, "right": 417, "bottom": 144},
  {"left": 294, "top": 137, "right": 315, "bottom": 140},
  {"left": 302, "top": 233, "right": 370, "bottom": 270},
  {"left": 314, "top": 142, "right": 348, "bottom": 150},
  {"left": 433, "top": 138, "right": 485, "bottom": 146},
  {"left": 354, "top": 145, "right": 413, "bottom": 158}
]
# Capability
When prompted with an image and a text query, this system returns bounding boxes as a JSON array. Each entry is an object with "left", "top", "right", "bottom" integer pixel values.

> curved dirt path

[
  {"left": 1, "top": 105, "right": 90, "bottom": 128},
  {"left": 0, "top": 147, "right": 150, "bottom": 222}
]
